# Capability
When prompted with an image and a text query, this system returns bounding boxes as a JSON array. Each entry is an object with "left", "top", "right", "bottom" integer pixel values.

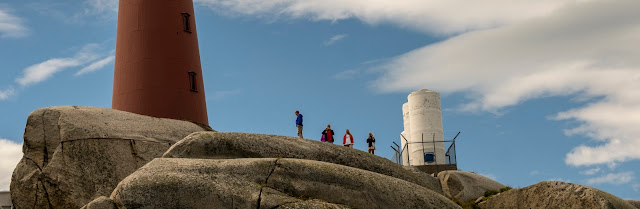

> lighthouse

[{"left": 112, "top": 0, "right": 209, "bottom": 125}]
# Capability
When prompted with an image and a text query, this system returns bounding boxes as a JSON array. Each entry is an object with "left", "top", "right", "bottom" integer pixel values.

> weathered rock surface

[
  {"left": 80, "top": 196, "right": 116, "bottom": 209},
  {"left": 628, "top": 200, "right": 640, "bottom": 209},
  {"left": 437, "top": 170, "right": 505, "bottom": 202},
  {"left": 103, "top": 158, "right": 460, "bottom": 209},
  {"left": 480, "top": 181, "right": 636, "bottom": 209},
  {"left": 403, "top": 166, "right": 444, "bottom": 195},
  {"left": 11, "top": 106, "right": 211, "bottom": 209},
  {"left": 276, "top": 200, "right": 350, "bottom": 209},
  {"left": 162, "top": 131, "right": 441, "bottom": 193}
]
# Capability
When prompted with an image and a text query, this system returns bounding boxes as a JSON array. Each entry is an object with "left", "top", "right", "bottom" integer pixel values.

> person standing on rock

[
  {"left": 367, "top": 132, "right": 376, "bottom": 154},
  {"left": 295, "top": 110, "right": 303, "bottom": 138},
  {"left": 343, "top": 129, "right": 354, "bottom": 148},
  {"left": 322, "top": 124, "right": 335, "bottom": 144}
]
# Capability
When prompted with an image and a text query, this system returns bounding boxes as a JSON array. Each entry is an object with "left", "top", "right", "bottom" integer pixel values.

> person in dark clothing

[
  {"left": 295, "top": 110, "right": 303, "bottom": 138},
  {"left": 367, "top": 132, "right": 376, "bottom": 154},
  {"left": 322, "top": 124, "right": 335, "bottom": 144}
]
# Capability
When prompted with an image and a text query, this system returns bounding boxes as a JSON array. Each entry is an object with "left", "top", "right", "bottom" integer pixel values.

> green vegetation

[
  {"left": 483, "top": 189, "right": 499, "bottom": 197},
  {"left": 452, "top": 187, "right": 514, "bottom": 209},
  {"left": 452, "top": 198, "right": 482, "bottom": 209},
  {"left": 500, "top": 186, "right": 512, "bottom": 192}
]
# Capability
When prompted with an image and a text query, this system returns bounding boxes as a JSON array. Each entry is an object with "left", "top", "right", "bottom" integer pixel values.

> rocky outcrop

[
  {"left": 80, "top": 196, "right": 116, "bottom": 209},
  {"left": 403, "top": 166, "right": 444, "bottom": 195},
  {"left": 480, "top": 181, "right": 636, "bottom": 209},
  {"left": 100, "top": 158, "right": 461, "bottom": 209},
  {"left": 14, "top": 106, "right": 635, "bottom": 209},
  {"left": 11, "top": 106, "right": 211, "bottom": 209},
  {"left": 276, "top": 200, "right": 350, "bottom": 209},
  {"left": 437, "top": 170, "right": 505, "bottom": 202},
  {"left": 162, "top": 131, "right": 441, "bottom": 193}
]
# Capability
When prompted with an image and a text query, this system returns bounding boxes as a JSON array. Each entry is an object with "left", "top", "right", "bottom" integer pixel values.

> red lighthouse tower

[{"left": 112, "top": 0, "right": 209, "bottom": 125}]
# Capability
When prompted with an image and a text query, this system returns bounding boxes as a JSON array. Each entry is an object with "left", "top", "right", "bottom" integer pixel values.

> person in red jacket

[
  {"left": 343, "top": 129, "right": 354, "bottom": 148},
  {"left": 322, "top": 124, "right": 335, "bottom": 143}
]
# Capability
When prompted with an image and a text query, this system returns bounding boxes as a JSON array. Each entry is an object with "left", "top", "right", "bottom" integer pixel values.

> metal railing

[{"left": 390, "top": 131, "right": 460, "bottom": 166}]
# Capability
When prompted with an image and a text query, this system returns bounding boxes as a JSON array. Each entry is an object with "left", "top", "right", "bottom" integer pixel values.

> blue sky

[{"left": 1, "top": 0, "right": 639, "bottom": 200}]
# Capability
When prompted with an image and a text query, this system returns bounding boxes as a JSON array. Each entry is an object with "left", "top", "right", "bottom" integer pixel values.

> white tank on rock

[{"left": 404, "top": 89, "right": 445, "bottom": 165}]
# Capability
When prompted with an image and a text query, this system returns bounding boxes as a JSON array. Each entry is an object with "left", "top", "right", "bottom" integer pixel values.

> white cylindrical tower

[
  {"left": 401, "top": 103, "right": 411, "bottom": 165},
  {"left": 407, "top": 89, "right": 445, "bottom": 165}
]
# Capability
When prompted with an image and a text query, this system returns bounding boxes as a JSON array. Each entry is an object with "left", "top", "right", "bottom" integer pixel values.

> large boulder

[
  {"left": 403, "top": 166, "right": 444, "bottom": 195},
  {"left": 98, "top": 158, "right": 461, "bottom": 209},
  {"left": 480, "top": 181, "right": 636, "bottom": 209},
  {"left": 80, "top": 196, "right": 116, "bottom": 209},
  {"left": 275, "top": 200, "right": 350, "bottom": 209},
  {"left": 162, "top": 131, "right": 441, "bottom": 193},
  {"left": 11, "top": 106, "right": 211, "bottom": 209},
  {"left": 437, "top": 170, "right": 505, "bottom": 202}
]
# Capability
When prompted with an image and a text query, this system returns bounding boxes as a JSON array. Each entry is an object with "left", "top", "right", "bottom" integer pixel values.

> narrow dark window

[
  {"left": 188, "top": 72, "right": 197, "bottom": 92},
  {"left": 182, "top": 13, "right": 191, "bottom": 33}
]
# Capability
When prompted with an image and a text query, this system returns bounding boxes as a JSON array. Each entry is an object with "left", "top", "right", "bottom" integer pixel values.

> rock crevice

[{"left": 257, "top": 158, "right": 281, "bottom": 209}]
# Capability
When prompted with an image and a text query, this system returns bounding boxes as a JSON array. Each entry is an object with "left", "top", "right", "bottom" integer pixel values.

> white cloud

[
  {"left": 0, "top": 87, "right": 15, "bottom": 100},
  {"left": 586, "top": 171, "right": 634, "bottom": 185},
  {"left": 84, "top": 0, "right": 118, "bottom": 15},
  {"left": 607, "top": 162, "right": 620, "bottom": 170},
  {"left": 194, "top": 0, "right": 580, "bottom": 35},
  {"left": 17, "top": 58, "right": 85, "bottom": 86},
  {"left": 633, "top": 183, "right": 640, "bottom": 192},
  {"left": 75, "top": 55, "right": 115, "bottom": 76},
  {"left": 323, "top": 34, "right": 348, "bottom": 46},
  {"left": 72, "top": 0, "right": 118, "bottom": 20},
  {"left": 558, "top": 101, "right": 640, "bottom": 166},
  {"left": 529, "top": 170, "right": 540, "bottom": 176},
  {"left": 208, "top": 89, "right": 242, "bottom": 101},
  {"left": 0, "top": 6, "right": 29, "bottom": 38},
  {"left": 580, "top": 167, "right": 601, "bottom": 175},
  {"left": 333, "top": 69, "right": 360, "bottom": 80},
  {"left": 29, "top": 0, "right": 118, "bottom": 23},
  {"left": 16, "top": 44, "right": 103, "bottom": 86},
  {"left": 369, "top": 0, "right": 640, "bottom": 167},
  {"left": 0, "top": 138, "right": 22, "bottom": 191}
]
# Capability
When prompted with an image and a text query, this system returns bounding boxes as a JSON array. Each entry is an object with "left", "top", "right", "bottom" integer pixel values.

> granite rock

[
  {"left": 106, "top": 158, "right": 461, "bottom": 209},
  {"left": 627, "top": 200, "right": 640, "bottom": 209},
  {"left": 11, "top": 106, "right": 211, "bottom": 209},
  {"left": 480, "top": 181, "right": 636, "bottom": 209},
  {"left": 437, "top": 170, "right": 505, "bottom": 202},
  {"left": 163, "top": 131, "right": 440, "bottom": 192}
]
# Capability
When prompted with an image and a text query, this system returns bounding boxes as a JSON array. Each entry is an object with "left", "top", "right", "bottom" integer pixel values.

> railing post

[
  {"left": 432, "top": 133, "right": 438, "bottom": 172},
  {"left": 401, "top": 134, "right": 410, "bottom": 166}
]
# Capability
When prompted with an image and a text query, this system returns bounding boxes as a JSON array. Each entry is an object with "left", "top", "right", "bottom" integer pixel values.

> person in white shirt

[{"left": 343, "top": 129, "right": 354, "bottom": 148}]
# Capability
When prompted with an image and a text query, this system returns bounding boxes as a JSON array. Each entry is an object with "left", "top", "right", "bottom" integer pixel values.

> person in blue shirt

[{"left": 295, "top": 110, "right": 303, "bottom": 138}]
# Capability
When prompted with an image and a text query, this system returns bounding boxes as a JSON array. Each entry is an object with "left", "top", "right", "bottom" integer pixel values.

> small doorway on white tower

[{"left": 424, "top": 152, "right": 435, "bottom": 163}]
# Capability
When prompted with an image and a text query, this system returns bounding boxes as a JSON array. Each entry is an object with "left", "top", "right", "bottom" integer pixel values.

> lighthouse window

[
  {"left": 188, "top": 72, "right": 197, "bottom": 92},
  {"left": 182, "top": 13, "right": 191, "bottom": 33}
]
